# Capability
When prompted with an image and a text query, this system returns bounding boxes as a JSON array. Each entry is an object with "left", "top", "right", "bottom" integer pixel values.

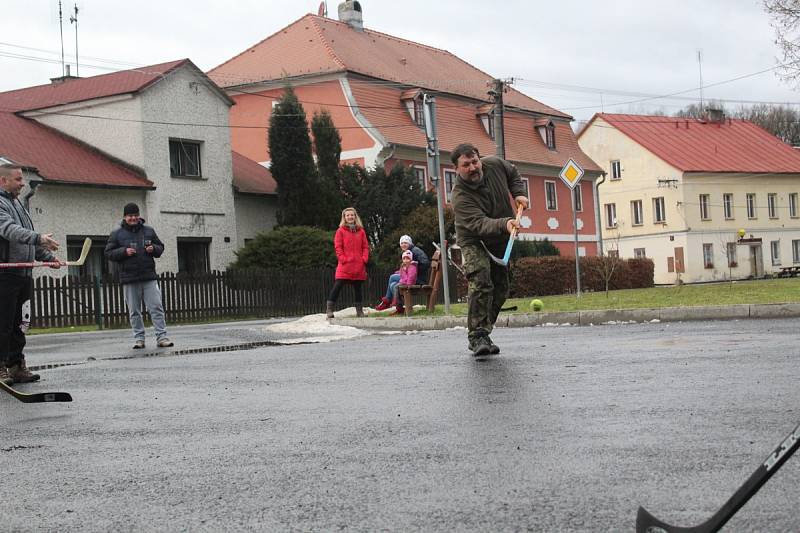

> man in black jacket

[
  {"left": 105, "top": 203, "right": 173, "bottom": 349},
  {"left": 0, "top": 164, "right": 62, "bottom": 384}
]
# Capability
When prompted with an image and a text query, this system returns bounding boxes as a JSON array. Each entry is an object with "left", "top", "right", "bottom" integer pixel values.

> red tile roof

[
  {"left": 208, "top": 14, "right": 569, "bottom": 119},
  {"left": 586, "top": 113, "right": 800, "bottom": 173},
  {"left": 350, "top": 82, "right": 601, "bottom": 172},
  {"left": 0, "top": 60, "right": 189, "bottom": 113},
  {"left": 232, "top": 151, "right": 276, "bottom": 194},
  {"left": 0, "top": 111, "right": 151, "bottom": 187}
]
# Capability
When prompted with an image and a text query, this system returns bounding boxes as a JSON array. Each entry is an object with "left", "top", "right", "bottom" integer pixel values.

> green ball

[{"left": 530, "top": 299, "right": 543, "bottom": 311}]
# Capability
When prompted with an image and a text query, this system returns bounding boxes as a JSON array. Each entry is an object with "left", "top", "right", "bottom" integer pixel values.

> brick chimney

[{"left": 338, "top": 1, "right": 363, "bottom": 31}]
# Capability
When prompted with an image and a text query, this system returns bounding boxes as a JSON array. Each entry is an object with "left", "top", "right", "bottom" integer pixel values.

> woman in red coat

[{"left": 326, "top": 207, "right": 370, "bottom": 319}]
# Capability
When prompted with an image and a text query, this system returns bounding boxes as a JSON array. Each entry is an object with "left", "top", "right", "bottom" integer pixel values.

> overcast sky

[{"left": 2, "top": 0, "right": 798, "bottom": 125}]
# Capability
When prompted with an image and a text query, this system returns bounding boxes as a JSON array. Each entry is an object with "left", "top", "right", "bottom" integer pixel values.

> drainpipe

[
  {"left": 22, "top": 172, "right": 43, "bottom": 211},
  {"left": 593, "top": 172, "right": 607, "bottom": 256}
]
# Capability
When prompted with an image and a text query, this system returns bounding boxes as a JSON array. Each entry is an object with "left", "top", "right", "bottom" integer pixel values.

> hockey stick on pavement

[
  {"left": 0, "top": 380, "right": 72, "bottom": 403},
  {"left": 484, "top": 204, "right": 524, "bottom": 266},
  {"left": 0, "top": 237, "right": 91, "bottom": 269},
  {"left": 636, "top": 421, "right": 800, "bottom": 533}
]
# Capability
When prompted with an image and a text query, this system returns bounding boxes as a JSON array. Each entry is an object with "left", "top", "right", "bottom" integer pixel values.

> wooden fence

[{"left": 30, "top": 266, "right": 456, "bottom": 329}]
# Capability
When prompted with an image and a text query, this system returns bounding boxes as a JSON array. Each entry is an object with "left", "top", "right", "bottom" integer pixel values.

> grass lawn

[{"left": 385, "top": 277, "right": 800, "bottom": 317}]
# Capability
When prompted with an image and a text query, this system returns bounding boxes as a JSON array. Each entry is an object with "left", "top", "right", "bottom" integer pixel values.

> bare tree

[
  {"left": 594, "top": 230, "right": 623, "bottom": 297},
  {"left": 764, "top": 0, "right": 800, "bottom": 84},
  {"left": 736, "top": 103, "right": 800, "bottom": 145}
]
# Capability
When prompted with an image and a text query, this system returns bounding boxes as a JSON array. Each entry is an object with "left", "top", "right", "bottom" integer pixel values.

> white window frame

[
  {"left": 631, "top": 200, "right": 643, "bottom": 226},
  {"left": 771, "top": 240, "right": 781, "bottom": 266},
  {"left": 723, "top": 193, "right": 734, "bottom": 220},
  {"left": 653, "top": 197, "right": 666, "bottom": 223},
  {"left": 610, "top": 160, "right": 622, "bottom": 180},
  {"left": 604, "top": 203, "right": 617, "bottom": 228},
  {"left": 545, "top": 180, "right": 557, "bottom": 211},
  {"left": 573, "top": 183, "right": 583, "bottom": 212},
  {"left": 169, "top": 139, "right": 202, "bottom": 178},
  {"left": 520, "top": 177, "right": 530, "bottom": 204},
  {"left": 790, "top": 193, "right": 798, "bottom": 218},
  {"left": 699, "top": 194, "right": 711, "bottom": 221},
  {"left": 746, "top": 193, "right": 757, "bottom": 219},
  {"left": 703, "top": 243, "right": 714, "bottom": 269},
  {"left": 633, "top": 248, "right": 646, "bottom": 259},
  {"left": 793, "top": 239, "right": 800, "bottom": 264},
  {"left": 413, "top": 166, "right": 427, "bottom": 191},
  {"left": 726, "top": 242, "right": 737, "bottom": 267},
  {"left": 768, "top": 193, "right": 778, "bottom": 219},
  {"left": 444, "top": 169, "right": 456, "bottom": 202}
]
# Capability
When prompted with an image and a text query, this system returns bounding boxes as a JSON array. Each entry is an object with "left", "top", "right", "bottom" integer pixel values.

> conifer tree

[{"left": 311, "top": 110, "right": 345, "bottom": 228}]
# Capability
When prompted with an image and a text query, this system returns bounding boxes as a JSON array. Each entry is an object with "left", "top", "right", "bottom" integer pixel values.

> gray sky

[{"left": 2, "top": 0, "right": 798, "bottom": 125}]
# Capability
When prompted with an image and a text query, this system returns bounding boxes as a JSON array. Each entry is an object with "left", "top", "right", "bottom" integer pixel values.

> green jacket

[{"left": 451, "top": 156, "right": 527, "bottom": 252}]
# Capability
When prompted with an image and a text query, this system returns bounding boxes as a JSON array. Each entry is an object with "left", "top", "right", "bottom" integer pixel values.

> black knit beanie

[{"left": 123, "top": 202, "right": 140, "bottom": 216}]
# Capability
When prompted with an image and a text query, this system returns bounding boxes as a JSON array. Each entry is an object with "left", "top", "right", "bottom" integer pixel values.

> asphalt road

[{"left": 2, "top": 318, "right": 799, "bottom": 532}]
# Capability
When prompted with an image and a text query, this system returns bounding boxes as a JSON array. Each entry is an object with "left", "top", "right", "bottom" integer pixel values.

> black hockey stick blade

[
  {"left": 636, "top": 421, "right": 800, "bottom": 533},
  {"left": 0, "top": 380, "right": 72, "bottom": 403}
]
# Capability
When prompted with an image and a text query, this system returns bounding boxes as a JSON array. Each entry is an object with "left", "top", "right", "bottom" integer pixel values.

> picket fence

[{"left": 30, "top": 266, "right": 415, "bottom": 329}]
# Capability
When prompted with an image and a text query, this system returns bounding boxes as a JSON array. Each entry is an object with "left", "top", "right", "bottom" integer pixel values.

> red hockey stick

[{"left": 0, "top": 237, "right": 91, "bottom": 269}]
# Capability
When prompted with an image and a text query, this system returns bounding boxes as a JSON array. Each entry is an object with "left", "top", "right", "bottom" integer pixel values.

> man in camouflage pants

[{"left": 450, "top": 143, "right": 529, "bottom": 357}]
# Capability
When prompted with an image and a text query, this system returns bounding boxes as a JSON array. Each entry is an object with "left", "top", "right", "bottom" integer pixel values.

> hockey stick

[
  {"left": 0, "top": 380, "right": 72, "bottom": 403},
  {"left": 484, "top": 204, "right": 524, "bottom": 266},
  {"left": 636, "top": 421, "right": 800, "bottom": 533},
  {"left": 0, "top": 237, "right": 91, "bottom": 269}
]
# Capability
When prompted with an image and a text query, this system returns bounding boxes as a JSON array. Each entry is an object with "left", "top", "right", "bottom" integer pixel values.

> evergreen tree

[
  {"left": 268, "top": 86, "right": 318, "bottom": 226},
  {"left": 311, "top": 110, "right": 345, "bottom": 228}
]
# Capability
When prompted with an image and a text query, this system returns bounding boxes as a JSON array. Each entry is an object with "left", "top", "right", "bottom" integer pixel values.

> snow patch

[{"left": 265, "top": 310, "right": 368, "bottom": 344}]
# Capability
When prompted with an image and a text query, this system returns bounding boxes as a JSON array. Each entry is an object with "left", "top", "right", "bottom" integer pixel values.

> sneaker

[
  {"left": 157, "top": 338, "right": 174, "bottom": 348},
  {"left": 375, "top": 297, "right": 391, "bottom": 311},
  {"left": 469, "top": 336, "right": 492, "bottom": 358},
  {"left": 133, "top": 340, "right": 145, "bottom": 349},
  {"left": 0, "top": 366, "right": 13, "bottom": 386},
  {"left": 7, "top": 359, "right": 40, "bottom": 383},
  {"left": 390, "top": 305, "right": 405, "bottom": 316},
  {"left": 486, "top": 336, "right": 501, "bottom": 355}
]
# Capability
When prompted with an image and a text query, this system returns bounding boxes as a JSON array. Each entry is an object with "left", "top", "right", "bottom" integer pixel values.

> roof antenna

[
  {"left": 69, "top": 3, "right": 79, "bottom": 77},
  {"left": 697, "top": 49, "right": 704, "bottom": 115},
  {"left": 58, "top": 0, "right": 65, "bottom": 77}
]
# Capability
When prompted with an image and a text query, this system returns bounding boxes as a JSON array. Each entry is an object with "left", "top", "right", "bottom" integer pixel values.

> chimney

[
  {"left": 50, "top": 64, "right": 80, "bottom": 85},
  {"left": 707, "top": 107, "right": 725, "bottom": 124},
  {"left": 338, "top": 1, "right": 363, "bottom": 31}
]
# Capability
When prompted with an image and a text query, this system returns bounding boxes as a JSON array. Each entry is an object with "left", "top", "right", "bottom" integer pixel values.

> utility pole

[
  {"left": 58, "top": 1, "right": 65, "bottom": 77},
  {"left": 70, "top": 4, "right": 79, "bottom": 76},
  {"left": 422, "top": 94, "right": 451, "bottom": 314},
  {"left": 489, "top": 78, "right": 512, "bottom": 159}
]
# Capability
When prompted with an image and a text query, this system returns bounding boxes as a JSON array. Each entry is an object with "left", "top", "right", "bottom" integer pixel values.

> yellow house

[{"left": 577, "top": 112, "right": 800, "bottom": 284}]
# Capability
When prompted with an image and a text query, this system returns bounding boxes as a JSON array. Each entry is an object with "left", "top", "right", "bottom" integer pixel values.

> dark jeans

[
  {"left": 328, "top": 279, "right": 363, "bottom": 304},
  {"left": 0, "top": 274, "right": 33, "bottom": 366}
]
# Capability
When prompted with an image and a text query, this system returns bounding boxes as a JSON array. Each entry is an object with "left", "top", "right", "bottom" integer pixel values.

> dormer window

[
  {"left": 476, "top": 104, "right": 495, "bottom": 140},
  {"left": 534, "top": 118, "right": 556, "bottom": 150},
  {"left": 401, "top": 88, "right": 425, "bottom": 129}
]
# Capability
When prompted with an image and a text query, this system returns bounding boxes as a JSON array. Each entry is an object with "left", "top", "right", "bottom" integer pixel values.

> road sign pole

[{"left": 572, "top": 190, "right": 581, "bottom": 298}]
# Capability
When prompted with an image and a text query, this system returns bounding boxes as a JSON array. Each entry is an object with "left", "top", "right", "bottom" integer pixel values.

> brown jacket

[{"left": 451, "top": 156, "right": 527, "bottom": 252}]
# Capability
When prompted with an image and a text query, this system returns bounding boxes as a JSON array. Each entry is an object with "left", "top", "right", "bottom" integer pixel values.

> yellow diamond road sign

[{"left": 559, "top": 159, "right": 584, "bottom": 190}]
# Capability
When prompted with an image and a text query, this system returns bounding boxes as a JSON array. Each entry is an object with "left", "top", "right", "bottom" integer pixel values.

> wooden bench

[
  {"left": 778, "top": 265, "right": 800, "bottom": 278},
  {"left": 397, "top": 250, "right": 442, "bottom": 317}
]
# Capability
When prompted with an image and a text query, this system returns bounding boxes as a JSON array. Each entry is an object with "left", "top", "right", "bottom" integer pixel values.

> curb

[{"left": 330, "top": 303, "right": 800, "bottom": 331}]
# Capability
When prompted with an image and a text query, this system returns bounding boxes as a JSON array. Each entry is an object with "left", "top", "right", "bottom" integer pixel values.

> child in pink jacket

[{"left": 391, "top": 250, "right": 418, "bottom": 311}]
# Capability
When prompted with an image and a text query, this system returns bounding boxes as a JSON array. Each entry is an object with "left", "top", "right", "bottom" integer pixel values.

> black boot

[
  {"left": 326, "top": 301, "right": 335, "bottom": 319},
  {"left": 355, "top": 303, "right": 364, "bottom": 318}
]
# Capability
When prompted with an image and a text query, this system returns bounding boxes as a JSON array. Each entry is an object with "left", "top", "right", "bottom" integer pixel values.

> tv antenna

[
  {"left": 58, "top": 0, "right": 65, "bottom": 76},
  {"left": 697, "top": 49, "right": 704, "bottom": 113},
  {"left": 69, "top": 3, "right": 79, "bottom": 76}
]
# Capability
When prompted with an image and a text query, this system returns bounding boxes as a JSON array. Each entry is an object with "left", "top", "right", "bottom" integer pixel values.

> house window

[
  {"left": 726, "top": 242, "right": 737, "bottom": 267},
  {"left": 608, "top": 249, "right": 619, "bottom": 259},
  {"left": 703, "top": 243, "right": 714, "bottom": 269},
  {"left": 545, "top": 123, "right": 556, "bottom": 150},
  {"left": 414, "top": 166, "right": 427, "bottom": 191},
  {"left": 633, "top": 248, "right": 646, "bottom": 259},
  {"left": 520, "top": 177, "right": 530, "bottom": 204},
  {"left": 771, "top": 240, "right": 781, "bottom": 266},
  {"left": 444, "top": 169, "right": 456, "bottom": 202},
  {"left": 169, "top": 139, "right": 202, "bottom": 177},
  {"left": 790, "top": 193, "right": 798, "bottom": 218},
  {"left": 723, "top": 193, "right": 734, "bottom": 219},
  {"left": 699, "top": 194, "right": 711, "bottom": 220},
  {"left": 768, "top": 193, "right": 778, "bottom": 219},
  {"left": 487, "top": 112, "right": 495, "bottom": 140},
  {"left": 653, "top": 197, "right": 666, "bottom": 223},
  {"left": 413, "top": 98, "right": 425, "bottom": 128},
  {"left": 177, "top": 238, "right": 210, "bottom": 274},
  {"left": 746, "top": 193, "right": 757, "bottom": 219},
  {"left": 545, "top": 181, "right": 557, "bottom": 210},
  {"left": 793, "top": 239, "right": 800, "bottom": 263},
  {"left": 573, "top": 184, "right": 583, "bottom": 212},
  {"left": 604, "top": 203, "right": 617, "bottom": 228},
  {"left": 610, "top": 160, "right": 622, "bottom": 180},
  {"left": 631, "top": 200, "right": 643, "bottom": 226},
  {"left": 67, "top": 235, "right": 111, "bottom": 280}
]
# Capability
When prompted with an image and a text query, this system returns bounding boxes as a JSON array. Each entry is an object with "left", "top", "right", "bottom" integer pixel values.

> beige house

[{"left": 577, "top": 112, "right": 800, "bottom": 284}]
